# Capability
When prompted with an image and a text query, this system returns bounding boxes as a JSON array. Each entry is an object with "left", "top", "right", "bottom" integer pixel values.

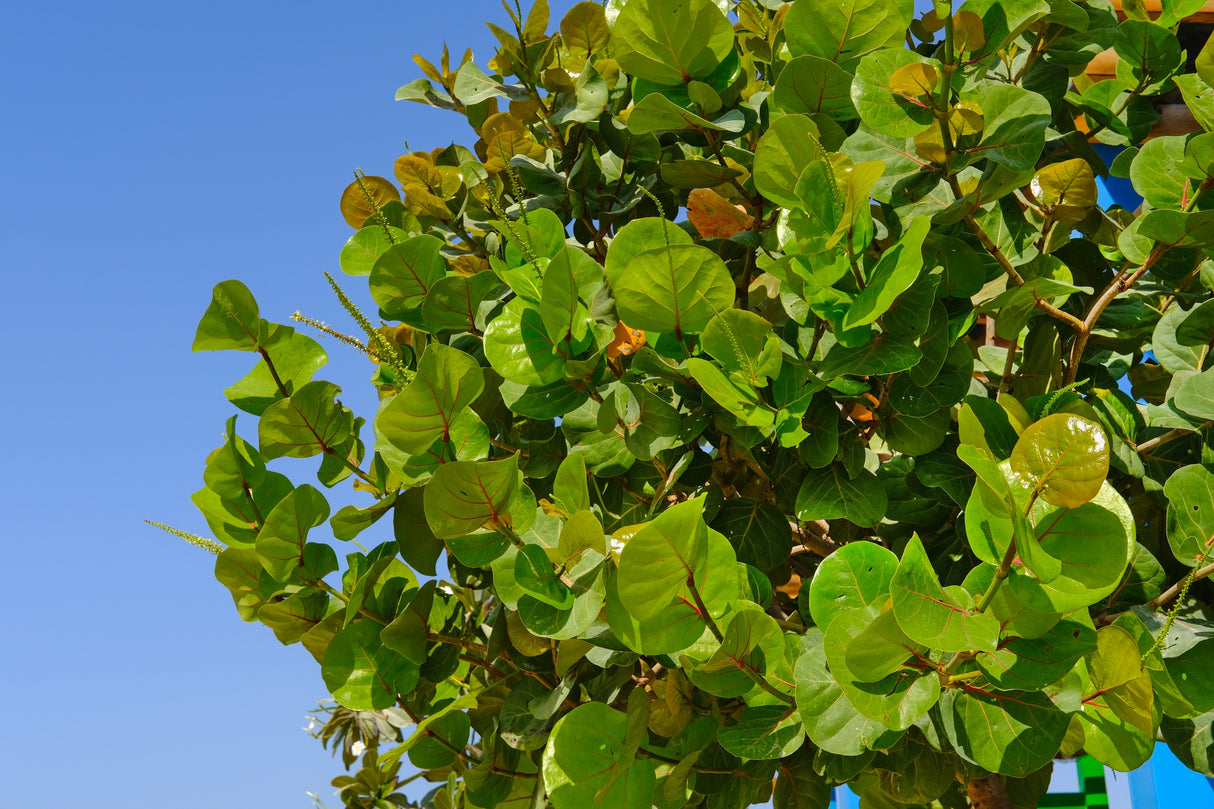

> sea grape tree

[{"left": 179, "top": 0, "right": 1214, "bottom": 807}]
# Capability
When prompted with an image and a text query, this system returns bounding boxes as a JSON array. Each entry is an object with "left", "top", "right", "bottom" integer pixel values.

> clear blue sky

[
  {"left": 0, "top": 1, "right": 567, "bottom": 805},
  {"left": 1, "top": 1, "right": 1211, "bottom": 807}
]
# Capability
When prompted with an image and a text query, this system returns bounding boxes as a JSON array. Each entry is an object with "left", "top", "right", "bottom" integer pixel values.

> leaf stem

[
  {"left": 943, "top": 537, "right": 1020, "bottom": 677},
  {"left": 687, "top": 574, "right": 794, "bottom": 704},
  {"left": 686, "top": 573, "right": 723, "bottom": 641}
]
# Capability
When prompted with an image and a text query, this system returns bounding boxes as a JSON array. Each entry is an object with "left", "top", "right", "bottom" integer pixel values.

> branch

[
  {"left": 1066, "top": 244, "right": 1166, "bottom": 384},
  {"left": 1135, "top": 422, "right": 1211, "bottom": 456},
  {"left": 790, "top": 520, "right": 838, "bottom": 557},
  {"left": 962, "top": 214, "right": 1084, "bottom": 332},
  {"left": 1148, "top": 561, "right": 1214, "bottom": 611}
]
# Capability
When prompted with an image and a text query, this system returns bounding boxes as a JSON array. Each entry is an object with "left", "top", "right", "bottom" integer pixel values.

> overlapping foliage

[{"left": 182, "top": 0, "right": 1214, "bottom": 806}]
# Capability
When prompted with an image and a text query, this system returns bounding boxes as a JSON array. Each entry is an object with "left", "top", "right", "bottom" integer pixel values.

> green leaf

[
  {"left": 214, "top": 547, "right": 268, "bottom": 620},
  {"left": 843, "top": 217, "right": 930, "bottom": 329},
  {"left": 604, "top": 531, "right": 737, "bottom": 656},
  {"left": 224, "top": 328, "right": 327, "bottom": 416},
  {"left": 888, "top": 341, "right": 972, "bottom": 417},
  {"left": 1008, "top": 486, "right": 1135, "bottom": 613},
  {"left": 604, "top": 235, "right": 733, "bottom": 338},
  {"left": 259, "top": 591, "right": 329, "bottom": 645},
  {"left": 424, "top": 455, "right": 521, "bottom": 539},
  {"left": 977, "top": 620, "right": 1096, "bottom": 690},
  {"left": 808, "top": 540, "right": 899, "bottom": 631},
  {"left": 754, "top": 114, "right": 828, "bottom": 210},
  {"left": 851, "top": 50, "right": 939, "bottom": 137},
  {"left": 515, "top": 544, "right": 575, "bottom": 609},
  {"left": 254, "top": 484, "right": 330, "bottom": 582},
  {"left": 939, "top": 687, "right": 1068, "bottom": 778},
  {"left": 561, "top": 1, "right": 610, "bottom": 55},
  {"left": 783, "top": 0, "right": 910, "bottom": 69},
  {"left": 1174, "top": 368, "right": 1214, "bottom": 422},
  {"left": 710, "top": 498, "right": 792, "bottom": 573},
  {"left": 500, "top": 378, "right": 588, "bottom": 421},
  {"left": 1078, "top": 626, "right": 1155, "bottom": 772},
  {"left": 321, "top": 620, "right": 419, "bottom": 711},
  {"left": 553, "top": 454, "right": 590, "bottom": 515},
  {"left": 1164, "top": 464, "right": 1214, "bottom": 566},
  {"left": 543, "top": 703, "right": 656, "bottom": 809},
  {"left": 626, "top": 92, "right": 746, "bottom": 133},
  {"left": 718, "top": 705, "right": 805, "bottom": 761},
  {"left": 339, "top": 225, "right": 410, "bottom": 276},
  {"left": 612, "top": 0, "right": 733, "bottom": 85},
  {"left": 701, "top": 309, "right": 781, "bottom": 385},
  {"left": 890, "top": 535, "right": 999, "bottom": 652},
  {"left": 550, "top": 64, "right": 610, "bottom": 125},
  {"left": 787, "top": 388, "right": 835, "bottom": 469},
  {"left": 540, "top": 246, "right": 600, "bottom": 346},
  {"left": 959, "top": 397, "right": 1020, "bottom": 460},
  {"left": 409, "top": 710, "right": 471, "bottom": 770},
  {"left": 421, "top": 271, "right": 500, "bottom": 334},
  {"left": 820, "top": 333, "right": 922, "bottom": 378},
  {"left": 824, "top": 608, "right": 941, "bottom": 730},
  {"left": 685, "top": 358, "right": 775, "bottom": 432},
  {"left": 1173, "top": 73, "right": 1214, "bottom": 133},
  {"left": 660, "top": 159, "right": 745, "bottom": 188},
  {"left": 773, "top": 55, "right": 858, "bottom": 120},
  {"left": 1131, "top": 135, "right": 1191, "bottom": 209},
  {"left": 841, "top": 125, "right": 923, "bottom": 203},
  {"left": 1114, "top": 21, "right": 1184, "bottom": 95},
  {"left": 258, "top": 380, "right": 353, "bottom": 460},
  {"left": 453, "top": 60, "right": 510, "bottom": 105},
  {"left": 617, "top": 496, "right": 708, "bottom": 622},
  {"left": 1009, "top": 414, "right": 1110, "bottom": 509},
  {"left": 959, "top": 0, "right": 1051, "bottom": 58},
  {"left": 1176, "top": 299, "right": 1214, "bottom": 346},
  {"left": 369, "top": 234, "right": 447, "bottom": 317},
  {"left": 393, "top": 488, "right": 444, "bottom": 575},
  {"left": 795, "top": 629, "right": 903, "bottom": 755},
  {"left": 484, "top": 298, "right": 577, "bottom": 385},
  {"left": 202, "top": 417, "right": 266, "bottom": 501},
  {"left": 192, "top": 279, "right": 268, "bottom": 352},
  {"left": 844, "top": 606, "right": 925, "bottom": 682},
  {"left": 522, "top": 564, "right": 604, "bottom": 642},
  {"left": 377, "top": 343, "right": 484, "bottom": 455},
  {"left": 1153, "top": 300, "right": 1206, "bottom": 374},
  {"left": 773, "top": 746, "right": 831, "bottom": 809},
  {"left": 971, "top": 84, "right": 1052, "bottom": 171},
  {"left": 685, "top": 606, "right": 787, "bottom": 699},
  {"left": 382, "top": 580, "right": 435, "bottom": 665},
  {"left": 795, "top": 465, "right": 887, "bottom": 527},
  {"left": 1162, "top": 709, "right": 1214, "bottom": 777}
]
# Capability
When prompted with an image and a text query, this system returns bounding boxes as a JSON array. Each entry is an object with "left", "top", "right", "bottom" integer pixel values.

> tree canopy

[{"left": 181, "top": 1, "right": 1214, "bottom": 807}]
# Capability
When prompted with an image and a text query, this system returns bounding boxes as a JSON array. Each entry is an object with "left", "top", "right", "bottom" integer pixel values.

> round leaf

[
  {"left": 1009, "top": 414, "right": 1110, "bottom": 508},
  {"left": 807, "top": 540, "right": 898, "bottom": 631},
  {"left": 612, "top": 0, "right": 733, "bottom": 85}
]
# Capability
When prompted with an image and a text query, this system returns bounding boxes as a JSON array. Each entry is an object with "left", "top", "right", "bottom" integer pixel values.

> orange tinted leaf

[
  {"left": 686, "top": 188, "right": 755, "bottom": 239},
  {"left": 339, "top": 175, "right": 401, "bottom": 229},
  {"left": 607, "top": 320, "right": 647, "bottom": 359}
]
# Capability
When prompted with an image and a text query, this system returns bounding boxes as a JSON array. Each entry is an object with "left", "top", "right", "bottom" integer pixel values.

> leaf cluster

[{"left": 183, "top": 1, "right": 1214, "bottom": 807}]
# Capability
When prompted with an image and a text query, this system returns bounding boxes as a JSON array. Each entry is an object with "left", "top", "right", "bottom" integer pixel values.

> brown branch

[
  {"left": 1067, "top": 244, "right": 1167, "bottom": 384},
  {"left": 791, "top": 520, "right": 838, "bottom": 557},
  {"left": 962, "top": 214, "right": 1083, "bottom": 331}
]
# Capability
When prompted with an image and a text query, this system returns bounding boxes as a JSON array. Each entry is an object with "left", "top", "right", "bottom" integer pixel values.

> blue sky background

[{"left": 1, "top": 1, "right": 1211, "bottom": 807}]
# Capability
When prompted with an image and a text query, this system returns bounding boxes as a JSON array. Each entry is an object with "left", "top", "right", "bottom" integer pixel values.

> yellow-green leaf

[{"left": 1009, "top": 414, "right": 1110, "bottom": 509}]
